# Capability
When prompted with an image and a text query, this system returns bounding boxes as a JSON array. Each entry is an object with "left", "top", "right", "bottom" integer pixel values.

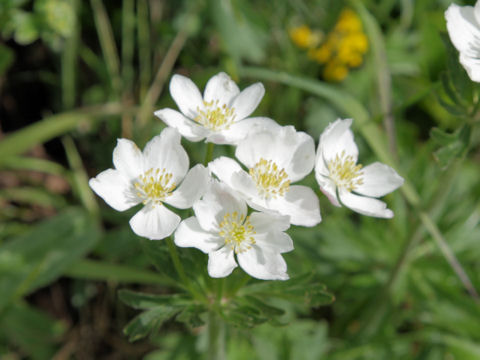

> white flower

[
  {"left": 154, "top": 72, "right": 278, "bottom": 144},
  {"left": 89, "top": 128, "right": 209, "bottom": 240},
  {"left": 174, "top": 181, "right": 293, "bottom": 280},
  {"left": 315, "top": 118, "right": 404, "bottom": 218},
  {"left": 209, "top": 125, "right": 321, "bottom": 227},
  {"left": 445, "top": 1, "right": 480, "bottom": 82}
]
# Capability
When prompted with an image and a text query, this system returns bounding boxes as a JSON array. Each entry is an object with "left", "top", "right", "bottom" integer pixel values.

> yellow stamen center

[
  {"left": 327, "top": 151, "right": 363, "bottom": 192},
  {"left": 249, "top": 158, "right": 291, "bottom": 199},
  {"left": 194, "top": 100, "right": 236, "bottom": 131},
  {"left": 134, "top": 168, "right": 176, "bottom": 205},
  {"left": 219, "top": 212, "right": 256, "bottom": 254}
]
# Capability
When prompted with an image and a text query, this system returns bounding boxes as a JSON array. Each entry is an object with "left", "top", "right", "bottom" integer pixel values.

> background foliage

[{"left": 1, "top": 0, "right": 480, "bottom": 359}]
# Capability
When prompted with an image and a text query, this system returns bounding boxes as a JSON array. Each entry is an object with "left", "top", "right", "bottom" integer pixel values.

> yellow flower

[
  {"left": 290, "top": 25, "right": 322, "bottom": 49},
  {"left": 335, "top": 8, "right": 363, "bottom": 33},
  {"left": 323, "top": 61, "right": 349, "bottom": 82}
]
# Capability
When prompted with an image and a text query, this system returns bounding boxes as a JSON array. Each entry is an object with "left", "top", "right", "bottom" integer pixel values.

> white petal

[
  {"left": 113, "top": 139, "right": 144, "bottom": 179},
  {"left": 237, "top": 246, "right": 289, "bottom": 280},
  {"left": 459, "top": 53, "right": 480, "bottom": 82},
  {"left": 203, "top": 72, "right": 240, "bottom": 106},
  {"left": 216, "top": 117, "right": 280, "bottom": 146},
  {"left": 315, "top": 174, "right": 341, "bottom": 207},
  {"left": 170, "top": 74, "right": 204, "bottom": 118},
  {"left": 208, "top": 246, "right": 237, "bottom": 278},
  {"left": 445, "top": 4, "right": 480, "bottom": 54},
  {"left": 154, "top": 109, "right": 207, "bottom": 142},
  {"left": 254, "top": 232, "right": 294, "bottom": 254},
  {"left": 89, "top": 169, "right": 140, "bottom": 211},
  {"left": 319, "top": 118, "right": 358, "bottom": 163},
  {"left": 235, "top": 125, "right": 312, "bottom": 172},
  {"left": 208, "top": 156, "right": 244, "bottom": 189},
  {"left": 167, "top": 164, "right": 210, "bottom": 209},
  {"left": 475, "top": 1, "right": 480, "bottom": 24},
  {"left": 354, "top": 162, "right": 404, "bottom": 198},
  {"left": 143, "top": 128, "right": 189, "bottom": 183},
  {"left": 230, "top": 82, "right": 265, "bottom": 120},
  {"left": 249, "top": 213, "right": 293, "bottom": 253},
  {"left": 235, "top": 130, "right": 278, "bottom": 169},
  {"left": 339, "top": 189, "right": 394, "bottom": 218},
  {"left": 249, "top": 211, "right": 290, "bottom": 233},
  {"left": 174, "top": 217, "right": 223, "bottom": 253},
  {"left": 193, "top": 181, "right": 247, "bottom": 233},
  {"left": 284, "top": 131, "right": 315, "bottom": 182},
  {"left": 268, "top": 185, "right": 322, "bottom": 227},
  {"left": 445, "top": 4, "right": 480, "bottom": 82},
  {"left": 129, "top": 204, "right": 180, "bottom": 240}
]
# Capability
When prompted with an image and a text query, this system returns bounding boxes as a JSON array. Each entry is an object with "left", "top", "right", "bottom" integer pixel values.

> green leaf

[
  {"left": 12, "top": 11, "right": 39, "bottom": 44},
  {"left": 0, "top": 302, "right": 66, "bottom": 360},
  {"left": 124, "top": 306, "right": 180, "bottom": 342},
  {"left": 0, "top": 103, "right": 125, "bottom": 164},
  {"left": 118, "top": 289, "right": 190, "bottom": 310},
  {"left": 225, "top": 303, "right": 268, "bottom": 328},
  {"left": 431, "top": 125, "right": 471, "bottom": 169},
  {"left": 64, "top": 259, "right": 177, "bottom": 287},
  {"left": 175, "top": 305, "right": 207, "bottom": 328},
  {"left": 241, "top": 273, "right": 335, "bottom": 308},
  {"left": 0, "top": 207, "right": 100, "bottom": 312}
]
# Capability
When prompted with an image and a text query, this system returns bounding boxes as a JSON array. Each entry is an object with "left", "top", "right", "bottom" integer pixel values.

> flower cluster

[
  {"left": 89, "top": 72, "right": 403, "bottom": 280},
  {"left": 290, "top": 9, "right": 368, "bottom": 82}
]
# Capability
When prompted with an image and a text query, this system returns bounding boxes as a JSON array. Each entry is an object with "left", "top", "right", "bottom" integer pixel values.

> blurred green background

[{"left": 1, "top": 0, "right": 480, "bottom": 359}]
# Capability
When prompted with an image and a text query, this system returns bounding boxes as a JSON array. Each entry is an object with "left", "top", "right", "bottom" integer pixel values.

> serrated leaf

[
  {"left": 431, "top": 125, "right": 471, "bottom": 169},
  {"left": 241, "top": 296, "right": 285, "bottom": 318},
  {"left": 226, "top": 304, "right": 268, "bottom": 328},
  {"left": 124, "top": 306, "right": 180, "bottom": 342},
  {"left": 118, "top": 289, "right": 190, "bottom": 310},
  {"left": 241, "top": 273, "right": 335, "bottom": 308},
  {"left": 175, "top": 305, "right": 206, "bottom": 328}
]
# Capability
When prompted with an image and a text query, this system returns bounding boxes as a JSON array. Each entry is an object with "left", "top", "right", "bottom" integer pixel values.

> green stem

[
  {"left": 165, "top": 237, "right": 202, "bottom": 300},
  {"left": 204, "top": 142, "right": 215, "bottom": 165},
  {"left": 208, "top": 310, "right": 226, "bottom": 360},
  {"left": 90, "top": 0, "right": 122, "bottom": 97}
]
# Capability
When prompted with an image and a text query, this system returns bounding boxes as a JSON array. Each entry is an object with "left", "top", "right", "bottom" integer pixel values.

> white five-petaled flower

[
  {"left": 174, "top": 181, "right": 293, "bottom": 280},
  {"left": 445, "top": 1, "right": 480, "bottom": 82},
  {"left": 89, "top": 128, "right": 209, "bottom": 240},
  {"left": 209, "top": 125, "right": 321, "bottom": 227},
  {"left": 154, "top": 72, "right": 277, "bottom": 144},
  {"left": 315, "top": 118, "right": 404, "bottom": 218}
]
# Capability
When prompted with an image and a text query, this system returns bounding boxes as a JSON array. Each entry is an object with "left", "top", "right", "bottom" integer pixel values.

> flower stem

[
  {"left": 208, "top": 310, "right": 226, "bottom": 360},
  {"left": 165, "top": 237, "right": 202, "bottom": 300},
  {"left": 204, "top": 142, "right": 215, "bottom": 165}
]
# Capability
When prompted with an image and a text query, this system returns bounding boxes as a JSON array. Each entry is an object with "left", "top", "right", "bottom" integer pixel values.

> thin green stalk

[
  {"left": 419, "top": 211, "right": 479, "bottom": 300},
  {"left": 137, "top": 0, "right": 151, "bottom": 101},
  {"left": 121, "top": 0, "right": 135, "bottom": 138},
  {"left": 165, "top": 236, "right": 203, "bottom": 300},
  {"left": 90, "top": 0, "right": 122, "bottom": 97},
  {"left": 62, "top": 136, "right": 99, "bottom": 217},
  {"left": 122, "top": 0, "right": 135, "bottom": 91},
  {"left": 208, "top": 310, "right": 226, "bottom": 360},
  {"left": 204, "top": 142, "right": 215, "bottom": 165},
  {"left": 0, "top": 103, "right": 136, "bottom": 162},
  {"left": 61, "top": 0, "right": 80, "bottom": 109},
  {"left": 137, "top": 20, "right": 191, "bottom": 127},
  {"left": 353, "top": 0, "right": 397, "bottom": 158}
]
